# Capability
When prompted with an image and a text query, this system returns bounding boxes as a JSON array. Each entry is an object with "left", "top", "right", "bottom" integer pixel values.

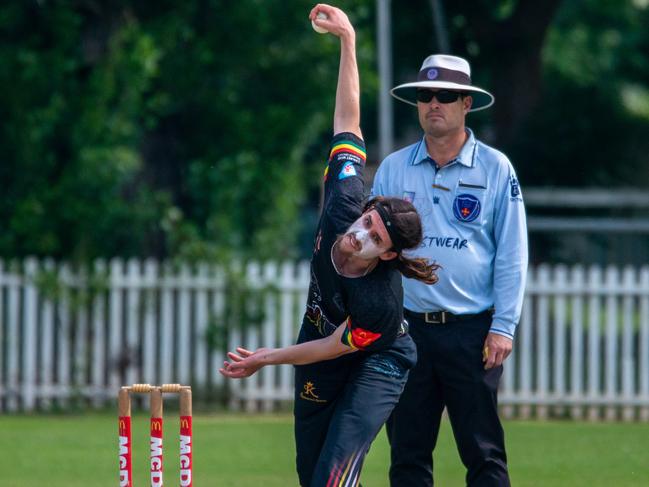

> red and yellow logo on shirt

[{"left": 341, "top": 317, "right": 381, "bottom": 350}]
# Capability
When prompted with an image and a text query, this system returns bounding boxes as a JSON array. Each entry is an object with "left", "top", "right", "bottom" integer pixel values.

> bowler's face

[
  {"left": 336, "top": 209, "right": 393, "bottom": 260},
  {"left": 417, "top": 91, "right": 472, "bottom": 138}
]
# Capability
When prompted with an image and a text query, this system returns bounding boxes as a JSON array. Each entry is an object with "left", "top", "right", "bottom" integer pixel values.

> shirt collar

[{"left": 411, "top": 128, "right": 477, "bottom": 168}]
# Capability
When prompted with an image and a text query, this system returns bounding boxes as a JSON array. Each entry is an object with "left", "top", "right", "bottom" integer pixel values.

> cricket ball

[{"left": 312, "top": 12, "right": 328, "bottom": 34}]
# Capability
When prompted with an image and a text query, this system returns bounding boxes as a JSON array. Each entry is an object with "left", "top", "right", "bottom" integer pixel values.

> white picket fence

[{"left": 0, "top": 258, "right": 648, "bottom": 420}]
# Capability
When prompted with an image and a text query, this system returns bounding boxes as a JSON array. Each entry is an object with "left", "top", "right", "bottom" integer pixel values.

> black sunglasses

[{"left": 416, "top": 89, "right": 464, "bottom": 104}]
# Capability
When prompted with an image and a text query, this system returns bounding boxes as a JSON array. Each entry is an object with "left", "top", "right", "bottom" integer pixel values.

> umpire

[{"left": 371, "top": 54, "right": 528, "bottom": 486}]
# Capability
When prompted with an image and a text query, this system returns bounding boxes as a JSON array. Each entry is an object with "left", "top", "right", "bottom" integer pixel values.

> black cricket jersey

[{"left": 300, "top": 132, "right": 409, "bottom": 357}]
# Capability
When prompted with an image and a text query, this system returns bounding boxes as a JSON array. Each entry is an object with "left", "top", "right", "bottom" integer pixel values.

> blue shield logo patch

[{"left": 453, "top": 193, "right": 481, "bottom": 222}]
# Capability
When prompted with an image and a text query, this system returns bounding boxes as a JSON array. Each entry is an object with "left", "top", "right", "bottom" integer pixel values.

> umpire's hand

[{"left": 482, "top": 333, "right": 513, "bottom": 370}]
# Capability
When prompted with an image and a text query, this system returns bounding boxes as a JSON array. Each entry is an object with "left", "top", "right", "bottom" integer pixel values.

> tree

[
  {"left": 1, "top": 0, "right": 648, "bottom": 263},
  {"left": 0, "top": 0, "right": 376, "bottom": 261},
  {"left": 0, "top": 1, "right": 166, "bottom": 260},
  {"left": 388, "top": 0, "right": 649, "bottom": 188}
]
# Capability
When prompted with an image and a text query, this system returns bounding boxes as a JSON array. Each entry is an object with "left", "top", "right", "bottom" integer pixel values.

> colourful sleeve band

[
  {"left": 324, "top": 136, "right": 366, "bottom": 182},
  {"left": 329, "top": 141, "right": 366, "bottom": 162},
  {"left": 341, "top": 318, "right": 358, "bottom": 349}
]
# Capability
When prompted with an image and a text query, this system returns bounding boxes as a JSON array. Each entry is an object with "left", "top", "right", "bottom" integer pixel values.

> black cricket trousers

[
  {"left": 294, "top": 336, "right": 416, "bottom": 487},
  {"left": 387, "top": 310, "right": 510, "bottom": 487}
]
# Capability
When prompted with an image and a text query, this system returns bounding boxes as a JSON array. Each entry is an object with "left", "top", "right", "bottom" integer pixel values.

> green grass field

[{"left": 1, "top": 413, "right": 648, "bottom": 486}]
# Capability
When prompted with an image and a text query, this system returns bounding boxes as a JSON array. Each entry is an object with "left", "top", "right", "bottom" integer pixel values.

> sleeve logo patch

[
  {"left": 510, "top": 175, "right": 522, "bottom": 201},
  {"left": 453, "top": 193, "right": 481, "bottom": 222},
  {"left": 338, "top": 162, "right": 357, "bottom": 180},
  {"left": 510, "top": 175, "right": 520, "bottom": 198},
  {"left": 350, "top": 327, "right": 382, "bottom": 348}
]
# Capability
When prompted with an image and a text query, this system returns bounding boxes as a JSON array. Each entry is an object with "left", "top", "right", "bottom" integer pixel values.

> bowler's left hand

[{"left": 482, "top": 333, "right": 512, "bottom": 370}]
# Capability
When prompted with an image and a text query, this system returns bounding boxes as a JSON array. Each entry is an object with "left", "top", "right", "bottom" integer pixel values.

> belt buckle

[{"left": 425, "top": 311, "right": 446, "bottom": 324}]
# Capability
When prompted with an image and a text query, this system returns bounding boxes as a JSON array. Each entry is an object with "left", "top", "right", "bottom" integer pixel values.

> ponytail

[{"left": 395, "top": 254, "right": 440, "bottom": 285}]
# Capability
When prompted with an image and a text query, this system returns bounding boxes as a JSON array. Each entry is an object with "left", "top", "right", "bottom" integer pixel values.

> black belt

[{"left": 405, "top": 308, "right": 493, "bottom": 324}]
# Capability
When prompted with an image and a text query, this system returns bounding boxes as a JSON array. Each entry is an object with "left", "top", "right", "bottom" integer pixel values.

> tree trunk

[{"left": 469, "top": 0, "right": 564, "bottom": 147}]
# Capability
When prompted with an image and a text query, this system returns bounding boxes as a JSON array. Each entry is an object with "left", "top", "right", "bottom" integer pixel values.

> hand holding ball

[{"left": 312, "top": 12, "right": 328, "bottom": 34}]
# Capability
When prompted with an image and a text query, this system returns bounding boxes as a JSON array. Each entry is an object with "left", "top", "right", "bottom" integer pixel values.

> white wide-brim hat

[{"left": 391, "top": 54, "right": 495, "bottom": 112}]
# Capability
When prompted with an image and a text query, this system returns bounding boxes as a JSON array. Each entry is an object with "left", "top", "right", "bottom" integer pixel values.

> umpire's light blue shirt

[{"left": 371, "top": 129, "right": 528, "bottom": 339}]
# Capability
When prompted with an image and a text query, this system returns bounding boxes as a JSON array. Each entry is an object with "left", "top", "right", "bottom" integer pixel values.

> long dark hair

[{"left": 363, "top": 197, "right": 439, "bottom": 284}]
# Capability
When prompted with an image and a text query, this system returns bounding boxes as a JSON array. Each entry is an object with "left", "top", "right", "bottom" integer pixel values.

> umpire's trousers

[{"left": 387, "top": 310, "right": 510, "bottom": 487}]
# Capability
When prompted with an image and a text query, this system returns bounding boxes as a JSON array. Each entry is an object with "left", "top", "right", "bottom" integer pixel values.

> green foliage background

[
  {"left": 1, "top": 0, "right": 648, "bottom": 262},
  {"left": 0, "top": 0, "right": 375, "bottom": 261}
]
